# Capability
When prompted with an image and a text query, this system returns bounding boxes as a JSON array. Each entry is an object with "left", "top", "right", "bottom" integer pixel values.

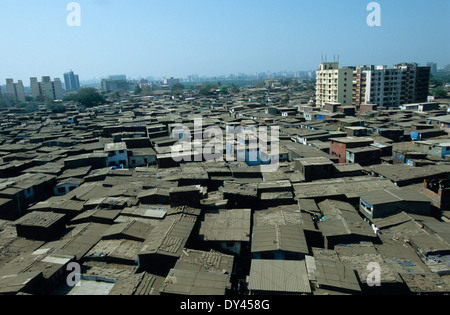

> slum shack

[{"left": 14, "top": 211, "right": 67, "bottom": 241}]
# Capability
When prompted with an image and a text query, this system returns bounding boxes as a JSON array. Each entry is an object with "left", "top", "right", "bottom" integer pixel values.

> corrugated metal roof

[
  {"left": 102, "top": 220, "right": 153, "bottom": 241},
  {"left": 253, "top": 205, "right": 303, "bottom": 226},
  {"left": 109, "top": 272, "right": 160, "bottom": 295},
  {"left": 294, "top": 177, "right": 400, "bottom": 199},
  {"left": 175, "top": 249, "right": 235, "bottom": 275},
  {"left": 359, "top": 190, "right": 403, "bottom": 206},
  {"left": 120, "top": 205, "right": 169, "bottom": 219},
  {"left": 251, "top": 225, "right": 308, "bottom": 254},
  {"left": 248, "top": 259, "right": 311, "bottom": 293},
  {"left": 0, "top": 271, "right": 43, "bottom": 295},
  {"left": 15, "top": 211, "right": 66, "bottom": 228},
  {"left": 140, "top": 214, "right": 196, "bottom": 256},
  {"left": 298, "top": 199, "right": 320, "bottom": 213},
  {"left": 318, "top": 200, "right": 374, "bottom": 238},
  {"left": 360, "top": 189, "right": 432, "bottom": 206},
  {"left": 86, "top": 239, "right": 142, "bottom": 263},
  {"left": 199, "top": 209, "right": 251, "bottom": 242},
  {"left": 160, "top": 268, "right": 231, "bottom": 295},
  {"left": 372, "top": 211, "right": 412, "bottom": 229},
  {"left": 56, "top": 223, "right": 110, "bottom": 260},
  {"left": 399, "top": 273, "right": 450, "bottom": 293},
  {"left": 313, "top": 258, "right": 361, "bottom": 292}
]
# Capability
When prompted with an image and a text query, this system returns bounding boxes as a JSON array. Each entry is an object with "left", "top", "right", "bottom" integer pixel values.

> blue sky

[{"left": 0, "top": 0, "right": 449, "bottom": 84}]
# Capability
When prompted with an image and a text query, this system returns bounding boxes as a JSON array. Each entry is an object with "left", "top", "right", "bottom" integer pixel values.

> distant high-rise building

[
  {"left": 427, "top": 62, "right": 437, "bottom": 76},
  {"left": 394, "top": 63, "right": 431, "bottom": 104},
  {"left": 108, "top": 74, "right": 127, "bottom": 81},
  {"left": 315, "top": 62, "right": 353, "bottom": 107},
  {"left": 163, "top": 77, "right": 180, "bottom": 88},
  {"left": 353, "top": 65, "right": 402, "bottom": 108},
  {"left": 64, "top": 70, "right": 80, "bottom": 92},
  {"left": 315, "top": 62, "right": 431, "bottom": 108},
  {"left": 101, "top": 75, "right": 129, "bottom": 92},
  {"left": 187, "top": 74, "right": 199, "bottom": 82},
  {"left": 5, "top": 79, "right": 26, "bottom": 103},
  {"left": 30, "top": 76, "right": 64, "bottom": 101},
  {"left": 30, "top": 77, "right": 42, "bottom": 99}
]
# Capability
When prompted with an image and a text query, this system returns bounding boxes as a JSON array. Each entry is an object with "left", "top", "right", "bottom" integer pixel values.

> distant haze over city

[{"left": 1, "top": 0, "right": 449, "bottom": 84}]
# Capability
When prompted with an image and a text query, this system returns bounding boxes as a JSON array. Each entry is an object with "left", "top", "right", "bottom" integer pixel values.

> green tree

[
  {"left": 0, "top": 95, "right": 11, "bottom": 108},
  {"left": 281, "top": 94, "right": 290, "bottom": 105},
  {"left": 46, "top": 99, "right": 66, "bottom": 113},
  {"left": 63, "top": 94, "right": 76, "bottom": 102},
  {"left": 281, "top": 79, "right": 292, "bottom": 87},
  {"left": 73, "top": 88, "right": 107, "bottom": 107},
  {"left": 33, "top": 95, "right": 45, "bottom": 102},
  {"left": 134, "top": 84, "right": 142, "bottom": 95},
  {"left": 171, "top": 83, "right": 185, "bottom": 95},
  {"left": 433, "top": 88, "right": 448, "bottom": 99},
  {"left": 16, "top": 102, "right": 38, "bottom": 112},
  {"left": 430, "top": 76, "right": 443, "bottom": 87},
  {"left": 140, "top": 87, "right": 154, "bottom": 96},
  {"left": 219, "top": 86, "right": 228, "bottom": 94},
  {"left": 430, "top": 74, "right": 450, "bottom": 87},
  {"left": 229, "top": 83, "right": 240, "bottom": 93},
  {"left": 47, "top": 103, "right": 66, "bottom": 113},
  {"left": 199, "top": 83, "right": 218, "bottom": 96}
]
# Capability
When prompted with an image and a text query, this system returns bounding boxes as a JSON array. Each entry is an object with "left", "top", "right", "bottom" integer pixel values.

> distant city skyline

[
  {"left": 2, "top": 61, "right": 449, "bottom": 89},
  {"left": 1, "top": 0, "right": 449, "bottom": 84}
]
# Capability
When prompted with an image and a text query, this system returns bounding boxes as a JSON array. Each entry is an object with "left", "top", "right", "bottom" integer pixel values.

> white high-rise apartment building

[
  {"left": 353, "top": 65, "right": 402, "bottom": 108},
  {"left": 315, "top": 62, "right": 353, "bottom": 107},
  {"left": 5, "top": 79, "right": 26, "bottom": 103},
  {"left": 30, "top": 76, "right": 64, "bottom": 101},
  {"left": 316, "top": 62, "right": 431, "bottom": 108}
]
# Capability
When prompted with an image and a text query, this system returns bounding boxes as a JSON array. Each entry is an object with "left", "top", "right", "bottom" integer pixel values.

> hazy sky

[{"left": 0, "top": 0, "right": 449, "bottom": 84}]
